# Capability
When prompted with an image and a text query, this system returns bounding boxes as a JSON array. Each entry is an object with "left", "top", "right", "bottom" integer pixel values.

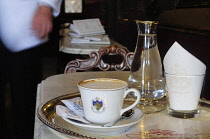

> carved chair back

[{"left": 64, "top": 45, "right": 134, "bottom": 73}]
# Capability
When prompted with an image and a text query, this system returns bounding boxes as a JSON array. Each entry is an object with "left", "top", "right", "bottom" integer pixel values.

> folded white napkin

[
  {"left": 68, "top": 34, "right": 103, "bottom": 42},
  {"left": 84, "top": 35, "right": 103, "bottom": 41},
  {"left": 68, "top": 35, "right": 111, "bottom": 44},
  {"left": 163, "top": 42, "right": 206, "bottom": 110},
  {"left": 69, "top": 18, "right": 105, "bottom": 36},
  {"left": 163, "top": 41, "right": 206, "bottom": 75}
]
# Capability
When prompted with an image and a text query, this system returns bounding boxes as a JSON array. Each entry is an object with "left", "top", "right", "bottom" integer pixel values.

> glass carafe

[{"left": 128, "top": 21, "right": 165, "bottom": 114}]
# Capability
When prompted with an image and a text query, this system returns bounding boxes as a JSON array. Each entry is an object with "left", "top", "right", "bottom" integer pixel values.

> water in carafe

[{"left": 128, "top": 21, "right": 165, "bottom": 102}]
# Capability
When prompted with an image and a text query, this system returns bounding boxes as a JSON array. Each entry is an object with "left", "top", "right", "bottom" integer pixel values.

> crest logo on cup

[
  {"left": 78, "top": 78, "right": 141, "bottom": 125},
  {"left": 91, "top": 97, "right": 105, "bottom": 113}
]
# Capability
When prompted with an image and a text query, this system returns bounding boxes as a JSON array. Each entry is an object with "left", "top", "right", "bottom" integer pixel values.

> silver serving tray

[{"left": 37, "top": 92, "right": 97, "bottom": 139}]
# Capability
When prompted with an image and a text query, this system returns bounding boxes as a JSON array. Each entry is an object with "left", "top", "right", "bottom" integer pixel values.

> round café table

[{"left": 34, "top": 71, "right": 210, "bottom": 139}]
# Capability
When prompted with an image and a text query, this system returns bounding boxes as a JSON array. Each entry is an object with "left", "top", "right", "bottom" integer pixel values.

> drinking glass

[{"left": 165, "top": 72, "right": 205, "bottom": 118}]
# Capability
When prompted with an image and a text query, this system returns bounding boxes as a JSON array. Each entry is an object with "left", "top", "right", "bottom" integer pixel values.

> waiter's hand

[{"left": 32, "top": 6, "right": 52, "bottom": 39}]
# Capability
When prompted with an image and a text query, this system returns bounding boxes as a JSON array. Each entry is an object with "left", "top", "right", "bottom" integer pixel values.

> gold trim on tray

[{"left": 37, "top": 92, "right": 97, "bottom": 139}]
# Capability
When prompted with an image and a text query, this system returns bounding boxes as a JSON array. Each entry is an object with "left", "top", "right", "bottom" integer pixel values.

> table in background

[
  {"left": 59, "top": 28, "right": 126, "bottom": 55},
  {"left": 57, "top": 28, "right": 126, "bottom": 73},
  {"left": 34, "top": 71, "right": 210, "bottom": 139}
]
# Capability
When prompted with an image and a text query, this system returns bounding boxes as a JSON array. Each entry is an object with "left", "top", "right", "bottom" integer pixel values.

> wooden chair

[{"left": 64, "top": 45, "right": 134, "bottom": 73}]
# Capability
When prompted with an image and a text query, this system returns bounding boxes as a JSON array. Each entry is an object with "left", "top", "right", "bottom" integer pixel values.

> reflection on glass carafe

[{"left": 128, "top": 21, "right": 165, "bottom": 114}]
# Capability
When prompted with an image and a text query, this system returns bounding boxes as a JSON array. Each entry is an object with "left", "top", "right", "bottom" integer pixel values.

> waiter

[{"left": 0, "top": 0, "right": 62, "bottom": 138}]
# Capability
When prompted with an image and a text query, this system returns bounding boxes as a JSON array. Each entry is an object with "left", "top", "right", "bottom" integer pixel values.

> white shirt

[{"left": 0, "top": 0, "right": 62, "bottom": 52}]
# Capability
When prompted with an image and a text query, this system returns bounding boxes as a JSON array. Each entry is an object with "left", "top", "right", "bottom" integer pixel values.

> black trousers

[{"left": 0, "top": 40, "right": 43, "bottom": 139}]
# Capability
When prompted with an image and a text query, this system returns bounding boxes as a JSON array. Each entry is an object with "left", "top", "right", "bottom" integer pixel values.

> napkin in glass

[{"left": 163, "top": 41, "right": 206, "bottom": 110}]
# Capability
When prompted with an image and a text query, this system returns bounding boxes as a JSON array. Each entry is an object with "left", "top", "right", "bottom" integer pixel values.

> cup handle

[{"left": 120, "top": 88, "right": 141, "bottom": 115}]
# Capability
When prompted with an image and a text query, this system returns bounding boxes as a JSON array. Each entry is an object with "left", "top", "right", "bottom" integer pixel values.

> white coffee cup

[{"left": 77, "top": 78, "right": 141, "bottom": 125}]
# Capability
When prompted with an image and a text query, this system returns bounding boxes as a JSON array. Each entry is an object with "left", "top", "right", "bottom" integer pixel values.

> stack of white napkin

[{"left": 68, "top": 18, "right": 110, "bottom": 44}]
